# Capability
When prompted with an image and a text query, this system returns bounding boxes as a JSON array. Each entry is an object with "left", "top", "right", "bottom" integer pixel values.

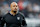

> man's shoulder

[
  {"left": 3, "top": 13, "right": 10, "bottom": 18},
  {"left": 18, "top": 12, "right": 25, "bottom": 17}
]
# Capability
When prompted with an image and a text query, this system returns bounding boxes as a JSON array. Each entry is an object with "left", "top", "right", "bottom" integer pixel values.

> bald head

[
  {"left": 10, "top": 2, "right": 18, "bottom": 7},
  {"left": 10, "top": 2, "right": 19, "bottom": 14}
]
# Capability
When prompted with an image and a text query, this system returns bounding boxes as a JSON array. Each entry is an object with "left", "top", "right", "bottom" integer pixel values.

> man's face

[{"left": 10, "top": 2, "right": 19, "bottom": 13}]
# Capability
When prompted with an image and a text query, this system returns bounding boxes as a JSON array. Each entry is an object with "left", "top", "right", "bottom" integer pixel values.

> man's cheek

[
  {"left": 11, "top": 8, "right": 14, "bottom": 10},
  {"left": 12, "top": 8, "right": 15, "bottom": 9}
]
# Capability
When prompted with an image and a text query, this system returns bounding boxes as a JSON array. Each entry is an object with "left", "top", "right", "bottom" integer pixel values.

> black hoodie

[{"left": 1, "top": 12, "right": 27, "bottom": 27}]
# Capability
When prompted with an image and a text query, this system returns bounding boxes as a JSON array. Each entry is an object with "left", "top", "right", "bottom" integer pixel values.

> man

[{"left": 1, "top": 2, "right": 27, "bottom": 27}]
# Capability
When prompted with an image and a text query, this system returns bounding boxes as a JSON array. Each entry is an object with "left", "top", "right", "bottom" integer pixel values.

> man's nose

[
  {"left": 15, "top": 7, "right": 17, "bottom": 9},
  {"left": 15, "top": 8, "right": 17, "bottom": 10}
]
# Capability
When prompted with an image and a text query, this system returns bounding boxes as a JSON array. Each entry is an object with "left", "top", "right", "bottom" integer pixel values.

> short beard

[{"left": 13, "top": 8, "right": 19, "bottom": 14}]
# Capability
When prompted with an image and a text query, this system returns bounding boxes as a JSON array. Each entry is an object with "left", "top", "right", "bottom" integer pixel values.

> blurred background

[{"left": 0, "top": 0, "right": 40, "bottom": 27}]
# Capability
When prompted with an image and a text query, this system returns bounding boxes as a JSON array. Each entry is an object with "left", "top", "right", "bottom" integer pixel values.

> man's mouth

[{"left": 13, "top": 11, "right": 17, "bottom": 13}]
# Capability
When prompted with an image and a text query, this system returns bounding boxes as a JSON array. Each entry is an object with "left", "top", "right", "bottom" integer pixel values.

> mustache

[
  {"left": 15, "top": 8, "right": 17, "bottom": 9},
  {"left": 14, "top": 8, "right": 17, "bottom": 10}
]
